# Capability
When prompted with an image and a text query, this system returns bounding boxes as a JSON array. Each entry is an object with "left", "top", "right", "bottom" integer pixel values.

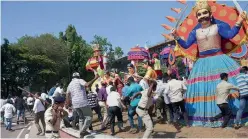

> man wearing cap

[
  {"left": 66, "top": 71, "right": 99, "bottom": 137},
  {"left": 45, "top": 95, "right": 68, "bottom": 138}
]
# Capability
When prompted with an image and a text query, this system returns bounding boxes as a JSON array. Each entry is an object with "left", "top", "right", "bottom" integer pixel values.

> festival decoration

[
  {"left": 166, "top": 16, "right": 177, "bottom": 23},
  {"left": 162, "top": 34, "right": 174, "bottom": 40},
  {"left": 168, "top": 49, "right": 176, "bottom": 65},
  {"left": 161, "top": 24, "right": 173, "bottom": 30},
  {"left": 171, "top": 8, "right": 182, "bottom": 14},
  {"left": 127, "top": 45, "right": 150, "bottom": 64},
  {"left": 177, "top": 0, "right": 186, "bottom": 4},
  {"left": 231, "top": 43, "right": 248, "bottom": 59}
]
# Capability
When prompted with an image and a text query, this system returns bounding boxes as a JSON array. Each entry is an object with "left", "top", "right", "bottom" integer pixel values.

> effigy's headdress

[
  {"left": 92, "top": 44, "right": 102, "bottom": 57},
  {"left": 194, "top": 0, "right": 211, "bottom": 13}
]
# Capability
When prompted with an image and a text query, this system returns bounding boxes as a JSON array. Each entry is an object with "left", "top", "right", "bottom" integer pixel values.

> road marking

[
  {"left": 25, "top": 134, "right": 29, "bottom": 139},
  {"left": 17, "top": 122, "right": 31, "bottom": 139},
  {"left": 28, "top": 126, "right": 31, "bottom": 131},
  {"left": 16, "top": 128, "right": 25, "bottom": 139}
]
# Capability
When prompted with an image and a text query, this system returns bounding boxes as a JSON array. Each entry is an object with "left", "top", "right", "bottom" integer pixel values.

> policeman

[{"left": 44, "top": 95, "right": 68, "bottom": 138}]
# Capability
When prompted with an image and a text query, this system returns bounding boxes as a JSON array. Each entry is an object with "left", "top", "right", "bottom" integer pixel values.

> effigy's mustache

[{"left": 198, "top": 17, "right": 210, "bottom": 23}]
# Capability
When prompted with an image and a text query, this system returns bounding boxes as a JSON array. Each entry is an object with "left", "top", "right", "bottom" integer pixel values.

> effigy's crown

[
  {"left": 92, "top": 44, "right": 102, "bottom": 57},
  {"left": 92, "top": 44, "right": 101, "bottom": 51},
  {"left": 194, "top": 0, "right": 211, "bottom": 13}
]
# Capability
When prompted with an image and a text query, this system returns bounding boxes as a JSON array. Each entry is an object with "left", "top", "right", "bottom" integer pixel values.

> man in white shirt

[
  {"left": 164, "top": 74, "right": 188, "bottom": 128},
  {"left": 163, "top": 78, "right": 173, "bottom": 124},
  {"left": 139, "top": 78, "right": 149, "bottom": 90},
  {"left": 107, "top": 86, "right": 126, "bottom": 135},
  {"left": 106, "top": 81, "right": 113, "bottom": 95},
  {"left": 0, "top": 96, "right": 7, "bottom": 123},
  {"left": 210, "top": 73, "right": 239, "bottom": 128},
  {"left": 33, "top": 92, "right": 46, "bottom": 136},
  {"left": 66, "top": 72, "right": 99, "bottom": 138},
  {"left": 154, "top": 76, "right": 166, "bottom": 123},
  {"left": 1, "top": 99, "right": 16, "bottom": 131},
  {"left": 27, "top": 95, "right": 34, "bottom": 115},
  {"left": 136, "top": 80, "right": 157, "bottom": 138},
  {"left": 53, "top": 83, "right": 64, "bottom": 97}
]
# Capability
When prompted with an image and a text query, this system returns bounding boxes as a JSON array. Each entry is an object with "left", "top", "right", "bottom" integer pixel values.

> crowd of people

[{"left": 1, "top": 61, "right": 248, "bottom": 138}]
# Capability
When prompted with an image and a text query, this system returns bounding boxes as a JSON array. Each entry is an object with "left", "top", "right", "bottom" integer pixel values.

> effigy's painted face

[{"left": 196, "top": 9, "right": 211, "bottom": 25}]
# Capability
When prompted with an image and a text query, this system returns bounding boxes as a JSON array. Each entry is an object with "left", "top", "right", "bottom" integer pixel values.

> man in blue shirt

[
  {"left": 124, "top": 77, "right": 143, "bottom": 133},
  {"left": 48, "top": 83, "right": 58, "bottom": 97},
  {"left": 122, "top": 82, "right": 130, "bottom": 106}
]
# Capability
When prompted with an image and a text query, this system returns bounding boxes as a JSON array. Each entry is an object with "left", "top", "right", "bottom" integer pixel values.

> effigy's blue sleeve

[
  {"left": 177, "top": 29, "right": 197, "bottom": 49},
  {"left": 217, "top": 22, "right": 241, "bottom": 39}
]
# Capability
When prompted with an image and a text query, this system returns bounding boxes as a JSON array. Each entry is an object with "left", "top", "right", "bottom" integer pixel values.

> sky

[{"left": 1, "top": 1, "right": 248, "bottom": 55}]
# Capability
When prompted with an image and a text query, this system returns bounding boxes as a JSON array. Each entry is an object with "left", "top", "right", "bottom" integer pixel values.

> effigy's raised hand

[
  {"left": 171, "top": 28, "right": 179, "bottom": 38},
  {"left": 237, "top": 11, "right": 247, "bottom": 24}
]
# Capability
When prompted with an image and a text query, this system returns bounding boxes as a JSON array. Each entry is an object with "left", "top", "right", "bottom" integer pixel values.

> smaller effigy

[
  {"left": 151, "top": 53, "right": 163, "bottom": 77},
  {"left": 85, "top": 44, "right": 106, "bottom": 93}
]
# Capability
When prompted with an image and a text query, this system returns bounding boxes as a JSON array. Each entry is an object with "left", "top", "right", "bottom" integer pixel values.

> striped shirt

[
  {"left": 236, "top": 73, "right": 248, "bottom": 98},
  {"left": 87, "top": 93, "right": 98, "bottom": 108},
  {"left": 67, "top": 78, "right": 88, "bottom": 109}
]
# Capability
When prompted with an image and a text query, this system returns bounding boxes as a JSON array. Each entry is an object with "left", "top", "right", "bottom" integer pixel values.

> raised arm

[
  {"left": 85, "top": 75, "right": 99, "bottom": 88},
  {"left": 172, "top": 29, "right": 197, "bottom": 49},
  {"left": 217, "top": 22, "right": 241, "bottom": 39},
  {"left": 218, "top": 11, "right": 246, "bottom": 39}
]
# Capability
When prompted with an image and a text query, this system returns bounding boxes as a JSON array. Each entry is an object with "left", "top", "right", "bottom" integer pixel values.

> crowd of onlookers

[{"left": 1, "top": 65, "right": 247, "bottom": 138}]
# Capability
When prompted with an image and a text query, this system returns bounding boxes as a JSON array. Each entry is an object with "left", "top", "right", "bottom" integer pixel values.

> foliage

[
  {"left": 59, "top": 25, "right": 94, "bottom": 82},
  {"left": 137, "top": 64, "right": 146, "bottom": 77},
  {"left": 114, "top": 46, "right": 124, "bottom": 59},
  {"left": 1, "top": 25, "right": 125, "bottom": 96},
  {"left": 91, "top": 35, "right": 112, "bottom": 53},
  {"left": 175, "top": 57, "right": 186, "bottom": 77}
]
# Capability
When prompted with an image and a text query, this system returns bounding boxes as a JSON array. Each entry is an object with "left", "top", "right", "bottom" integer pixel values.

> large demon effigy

[{"left": 162, "top": 0, "right": 248, "bottom": 127}]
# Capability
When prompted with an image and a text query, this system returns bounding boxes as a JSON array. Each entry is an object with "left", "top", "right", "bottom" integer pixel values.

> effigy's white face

[{"left": 197, "top": 9, "right": 211, "bottom": 26}]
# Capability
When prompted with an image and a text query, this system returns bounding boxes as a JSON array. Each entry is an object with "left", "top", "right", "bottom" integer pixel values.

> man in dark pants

[
  {"left": 164, "top": 74, "right": 188, "bottom": 129},
  {"left": 15, "top": 95, "right": 25, "bottom": 124},
  {"left": 33, "top": 92, "right": 46, "bottom": 136},
  {"left": 107, "top": 86, "right": 126, "bottom": 135},
  {"left": 210, "top": 73, "right": 239, "bottom": 128},
  {"left": 86, "top": 88, "right": 103, "bottom": 131}
]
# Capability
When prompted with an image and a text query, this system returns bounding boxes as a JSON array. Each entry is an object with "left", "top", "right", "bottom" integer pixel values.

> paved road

[{"left": 1, "top": 112, "right": 33, "bottom": 138}]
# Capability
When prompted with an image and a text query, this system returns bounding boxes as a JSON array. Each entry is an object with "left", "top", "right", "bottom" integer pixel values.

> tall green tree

[
  {"left": 114, "top": 46, "right": 124, "bottom": 59},
  {"left": 90, "top": 35, "right": 112, "bottom": 53},
  {"left": 60, "top": 25, "right": 94, "bottom": 81}
]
